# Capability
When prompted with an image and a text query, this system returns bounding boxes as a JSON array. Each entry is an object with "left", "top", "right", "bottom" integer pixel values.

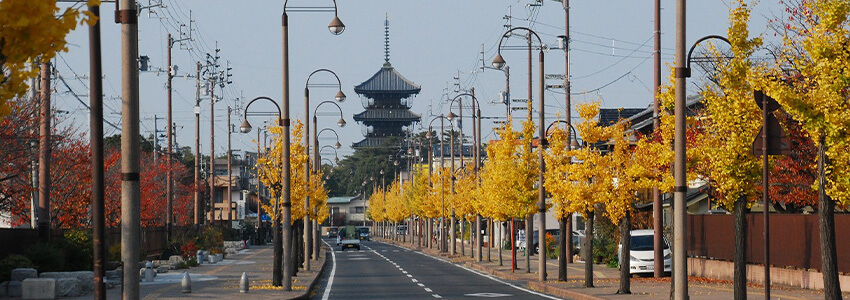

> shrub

[
  {"left": 26, "top": 242, "right": 64, "bottom": 272},
  {"left": 196, "top": 226, "right": 223, "bottom": 252},
  {"left": 61, "top": 229, "right": 93, "bottom": 271},
  {"left": 0, "top": 254, "right": 35, "bottom": 282},
  {"left": 180, "top": 241, "right": 199, "bottom": 259},
  {"left": 186, "top": 257, "right": 199, "bottom": 267}
]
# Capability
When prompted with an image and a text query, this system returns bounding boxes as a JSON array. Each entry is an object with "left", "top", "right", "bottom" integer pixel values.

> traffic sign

[{"left": 545, "top": 74, "right": 565, "bottom": 80}]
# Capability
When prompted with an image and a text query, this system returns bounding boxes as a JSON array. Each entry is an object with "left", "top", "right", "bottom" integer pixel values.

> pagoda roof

[
  {"left": 352, "top": 137, "right": 403, "bottom": 148},
  {"left": 353, "top": 108, "right": 421, "bottom": 122},
  {"left": 354, "top": 62, "right": 422, "bottom": 97}
]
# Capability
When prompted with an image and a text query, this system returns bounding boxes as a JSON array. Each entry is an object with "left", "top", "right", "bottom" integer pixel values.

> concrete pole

[
  {"left": 672, "top": 0, "right": 688, "bottom": 298},
  {"left": 652, "top": 0, "right": 665, "bottom": 279},
  {"left": 227, "top": 106, "right": 233, "bottom": 224},
  {"left": 118, "top": 0, "right": 141, "bottom": 297},
  {"left": 166, "top": 33, "right": 174, "bottom": 240},
  {"left": 281, "top": 11, "right": 294, "bottom": 291},
  {"left": 37, "top": 62, "right": 51, "bottom": 241},
  {"left": 561, "top": 0, "right": 573, "bottom": 282},
  {"left": 88, "top": 5, "right": 106, "bottom": 298},
  {"left": 209, "top": 74, "right": 216, "bottom": 224},
  {"left": 449, "top": 120, "right": 455, "bottom": 255},
  {"left": 439, "top": 118, "right": 445, "bottom": 253},
  {"left": 303, "top": 88, "right": 311, "bottom": 271},
  {"left": 525, "top": 34, "right": 533, "bottom": 275},
  {"left": 194, "top": 62, "right": 201, "bottom": 226},
  {"left": 537, "top": 48, "right": 547, "bottom": 282}
]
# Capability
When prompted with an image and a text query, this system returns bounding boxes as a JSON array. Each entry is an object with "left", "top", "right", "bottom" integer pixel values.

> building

[
  {"left": 326, "top": 195, "right": 368, "bottom": 226},
  {"left": 352, "top": 16, "right": 421, "bottom": 149},
  {"left": 209, "top": 151, "right": 261, "bottom": 227}
]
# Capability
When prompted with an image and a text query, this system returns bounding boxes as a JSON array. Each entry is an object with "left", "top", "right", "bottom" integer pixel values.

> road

[{"left": 313, "top": 238, "right": 561, "bottom": 300}]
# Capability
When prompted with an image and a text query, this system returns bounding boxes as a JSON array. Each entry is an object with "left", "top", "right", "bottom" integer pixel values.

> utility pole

[
  {"left": 194, "top": 62, "right": 201, "bottom": 226},
  {"left": 560, "top": 0, "right": 572, "bottom": 282},
  {"left": 88, "top": 3, "right": 106, "bottom": 298},
  {"left": 166, "top": 33, "right": 174, "bottom": 240},
  {"left": 209, "top": 62, "right": 216, "bottom": 225},
  {"left": 152, "top": 115, "right": 164, "bottom": 164},
  {"left": 652, "top": 0, "right": 665, "bottom": 279},
  {"left": 117, "top": 0, "right": 142, "bottom": 297},
  {"left": 672, "top": 0, "right": 688, "bottom": 298},
  {"left": 37, "top": 62, "right": 51, "bottom": 241},
  {"left": 227, "top": 106, "right": 233, "bottom": 225}
]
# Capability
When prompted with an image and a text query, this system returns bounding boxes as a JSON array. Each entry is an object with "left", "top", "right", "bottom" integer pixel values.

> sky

[{"left": 53, "top": 0, "right": 787, "bottom": 161}]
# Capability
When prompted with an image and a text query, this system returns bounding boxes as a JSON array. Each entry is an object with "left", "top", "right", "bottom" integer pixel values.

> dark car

[
  {"left": 356, "top": 226, "right": 370, "bottom": 241},
  {"left": 328, "top": 227, "right": 339, "bottom": 238},
  {"left": 532, "top": 229, "right": 583, "bottom": 255}
]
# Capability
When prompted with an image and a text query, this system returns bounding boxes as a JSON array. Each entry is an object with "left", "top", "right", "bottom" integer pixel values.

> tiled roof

[
  {"left": 353, "top": 108, "right": 421, "bottom": 122},
  {"left": 598, "top": 108, "right": 645, "bottom": 126},
  {"left": 352, "top": 137, "right": 403, "bottom": 148},
  {"left": 354, "top": 63, "right": 421, "bottom": 97}
]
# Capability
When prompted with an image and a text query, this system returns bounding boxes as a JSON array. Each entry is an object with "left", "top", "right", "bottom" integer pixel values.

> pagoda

[{"left": 352, "top": 16, "right": 421, "bottom": 148}]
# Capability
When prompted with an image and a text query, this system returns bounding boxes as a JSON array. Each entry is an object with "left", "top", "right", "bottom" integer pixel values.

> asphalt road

[{"left": 313, "top": 238, "right": 561, "bottom": 300}]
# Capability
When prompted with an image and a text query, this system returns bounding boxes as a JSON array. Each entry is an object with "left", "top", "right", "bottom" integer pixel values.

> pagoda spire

[{"left": 384, "top": 14, "right": 391, "bottom": 65}]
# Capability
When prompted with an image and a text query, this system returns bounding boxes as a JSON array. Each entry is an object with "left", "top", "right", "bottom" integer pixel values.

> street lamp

[
  {"left": 240, "top": 96, "right": 284, "bottom": 287},
  {"left": 447, "top": 92, "right": 484, "bottom": 260},
  {"left": 494, "top": 26, "right": 548, "bottom": 281},
  {"left": 427, "top": 115, "right": 454, "bottom": 253},
  {"left": 282, "top": 0, "right": 344, "bottom": 289},
  {"left": 303, "top": 69, "right": 345, "bottom": 269}
]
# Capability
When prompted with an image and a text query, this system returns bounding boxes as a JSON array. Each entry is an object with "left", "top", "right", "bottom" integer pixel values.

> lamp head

[
  {"left": 492, "top": 53, "right": 506, "bottom": 69},
  {"left": 328, "top": 16, "right": 345, "bottom": 35},
  {"left": 335, "top": 90, "right": 347, "bottom": 102},
  {"left": 334, "top": 156, "right": 339, "bottom": 164},
  {"left": 334, "top": 141, "right": 342, "bottom": 149},
  {"left": 380, "top": 170, "right": 384, "bottom": 175},
  {"left": 337, "top": 118, "right": 347, "bottom": 128},
  {"left": 570, "top": 139, "right": 580, "bottom": 150},
  {"left": 446, "top": 111, "right": 458, "bottom": 122},
  {"left": 239, "top": 119, "right": 252, "bottom": 133}
]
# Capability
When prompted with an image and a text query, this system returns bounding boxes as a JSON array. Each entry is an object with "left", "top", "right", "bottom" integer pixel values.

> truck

[{"left": 336, "top": 225, "right": 361, "bottom": 251}]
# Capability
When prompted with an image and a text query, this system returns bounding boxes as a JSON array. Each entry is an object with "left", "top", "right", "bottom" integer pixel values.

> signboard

[
  {"left": 547, "top": 84, "right": 565, "bottom": 89},
  {"left": 545, "top": 74, "right": 566, "bottom": 80},
  {"left": 752, "top": 90, "right": 791, "bottom": 156}
]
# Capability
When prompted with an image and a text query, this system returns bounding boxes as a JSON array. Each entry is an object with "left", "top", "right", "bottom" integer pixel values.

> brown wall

[{"left": 687, "top": 214, "right": 850, "bottom": 273}]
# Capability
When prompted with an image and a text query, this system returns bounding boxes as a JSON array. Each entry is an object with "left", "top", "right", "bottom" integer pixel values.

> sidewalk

[
  {"left": 64, "top": 244, "right": 327, "bottom": 300},
  {"left": 378, "top": 236, "right": 839, "bottom": 300}
]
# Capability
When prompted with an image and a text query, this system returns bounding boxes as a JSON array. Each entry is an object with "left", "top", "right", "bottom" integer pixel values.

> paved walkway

[
  {"left": 65, "top": 244, "right": 326, "bottom": 300},
  {"left": 378, "top": 235, "right": 842, "bottom": 300}
]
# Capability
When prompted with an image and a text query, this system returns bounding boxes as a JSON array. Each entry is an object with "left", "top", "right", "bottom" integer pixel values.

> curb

[{"left": 287, "top": 247, "right": 330, "bottom": 300}]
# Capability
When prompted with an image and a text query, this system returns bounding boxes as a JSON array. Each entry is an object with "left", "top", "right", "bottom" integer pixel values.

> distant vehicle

[
  {"left": 328, "top": 227, "right": 339, "bottom": 238},
  {"left": 618, "top": 229, "right": 671, "bottom": 275},
  {"left": 337, "top": 225, "right": 360, "bottom": 251},
  {"left": 526, "top": 229, "right": 583, "bottom": 255},
  {"left": 356, "top": 226, "right": 371, "bottom": 241},
  {"left": 396, "top": 225, "right": 407, "bottom": 235}
]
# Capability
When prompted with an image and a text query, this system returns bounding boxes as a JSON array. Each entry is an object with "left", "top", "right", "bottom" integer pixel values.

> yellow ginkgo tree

[
  {"left": 0, "top": 0, "right": 98, "bottom": 118},
  {"left": 753, "top": 0, "right": 850, "bottom": 296}
]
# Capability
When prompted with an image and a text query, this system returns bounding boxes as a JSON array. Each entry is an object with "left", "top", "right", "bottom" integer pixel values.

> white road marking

[
  {"left": 418, "top": 283, "right": 425, "bottom": 287},
  {"left": 411, "top": 278, "right": 418, "bottom": 282},
  {"left": 348, "top": 257, "right": 370, "bottom": 260},
  {"left": 321, "top": 240, "right": 337, "bottom": 300},
  {"left": 407, "top": 274, "right": 413, "bottom": 277},
  {"left": 465, "top": 292, "right": 514, "bottom": 297},
  {"left": 379, "top": 241, "right": 562, "bottom": 300},
  {"left": 402, "top": 270, "right": 408, "bottom": 274},
  {"left": 425, "top": 288, "right": 433, "bottom": 292},
  {"left": 433, "top": 294, "right": 443, "bottom": 298}
]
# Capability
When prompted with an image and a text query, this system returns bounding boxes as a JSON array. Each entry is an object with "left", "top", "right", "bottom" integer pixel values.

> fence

[
  {"left": 0, "top": 226, "right": 197, "bottom": 260},
  {"left": 687, "top": 214, "right": 850, "bottom": 273}
]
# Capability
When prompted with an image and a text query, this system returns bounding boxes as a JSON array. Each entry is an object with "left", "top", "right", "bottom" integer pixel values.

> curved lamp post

[
  {"left": 493, "top": 27, "right": 547, "bottom": 281},
  {"left": 303, "top": 69, "right": 345, "bottom": 269},
  {"left": 307, "top": 100, "right": 344, "bottom": 265},
  {"left": 446, "top": 92, "right": 485, "bottom": 260},
  {"left": 427, "top": 115, "right": 454, "bottom": 253},
  {"left": 281, "top": 0, "right": 344, "bottom": 290},
  {"left": 239, "top": 96, "right": 285, "bottom": 287},
  {"left": 320, "top": 145, "right": 340, "bottom": 163}
]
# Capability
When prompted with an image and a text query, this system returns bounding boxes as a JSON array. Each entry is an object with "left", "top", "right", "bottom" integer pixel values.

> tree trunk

[
  {"left": 498, "top": 221, "right": 503, "bottom": 266},
  {"left": 618, "top": 211, "right": 631, "bottom": 294},
  {"left": 525, "top": 214, "right": 532, "bottom": 273},
  {"left": 818, "top": 138, "right": 841, "bottom": 299},
  {"left": 559, "top": 216, "right": 567, "bottom": 281},
  {"left": 460, "top": 219, "right": 466, "bottom": 256},
  {"left": 511, "top": 218, "right": 517, "bottom": 271},
  {"left": 584, "top": 210, "right": 594, "bottom": 287},
  {"left": 733, "top": 196, "right": 747, "bottom": 300}
]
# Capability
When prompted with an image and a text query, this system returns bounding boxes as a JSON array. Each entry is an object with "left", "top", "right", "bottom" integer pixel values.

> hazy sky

[{"left": 54, "top": 0, "right": 786, "bottom": 160}]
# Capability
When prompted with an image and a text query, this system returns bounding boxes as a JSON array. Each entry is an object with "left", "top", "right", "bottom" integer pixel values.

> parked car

[
  {"left": 617, "top": 229, "right": 671, "bottom": 275},
  {"left": 396, "top": 225, "right": 407, "bottom": 235},
  {"left": 528, "top": 229, "right": 584, "bottom": 255}
]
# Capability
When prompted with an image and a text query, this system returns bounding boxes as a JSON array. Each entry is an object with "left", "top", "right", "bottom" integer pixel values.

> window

[{"left": 355, "top": 206, "right": 365, "bottom": 213}]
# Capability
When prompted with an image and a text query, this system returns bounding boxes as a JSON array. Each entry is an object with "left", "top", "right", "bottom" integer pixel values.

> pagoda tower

[{"left": 352, "top": 16, "right": 421, "bottom": 148}]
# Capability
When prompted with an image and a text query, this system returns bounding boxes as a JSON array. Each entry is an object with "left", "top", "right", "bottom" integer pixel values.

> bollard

[
  {"left": 144, "top": 261, "right": 155, "bottom": 282},
  {"left": 239, "top": 272, "right": 249, "bottom": 293},
  {"left": 181, "top": 272, "right": 191, "bottom": 293}
]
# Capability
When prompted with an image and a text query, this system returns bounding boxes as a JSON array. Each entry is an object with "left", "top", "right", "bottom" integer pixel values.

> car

[
  {"left": 337, "top": 226, "right": 361, "bottom": 251},
  {"left": 328, "top": 227, "right": 339, "bottom": 238},
  {"left": 618, "top": 229, "right": 672, "bottom": 275},
  {"left": 356, "top": 226, "right": 371, "bottom": 241},
  {"left": 396, "top": 225, "right": 407, "bottom": 235},
  {"left": 528, "top": 229, "right": 584, "bottom": 255}
]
